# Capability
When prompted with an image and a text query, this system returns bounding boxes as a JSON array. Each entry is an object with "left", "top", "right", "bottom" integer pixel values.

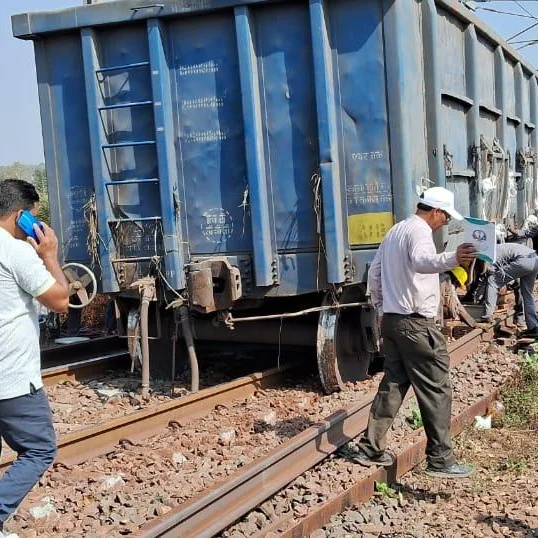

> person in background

[
  {"left": 353, "top": 187, "right": 477, "bottom": 478},
  {"left": 499, "top": 223, "right": 533, "bottom": 328},
  {"left": 507, "top": 216, "right": 538, "bottom": 253},
  {"left": 0, "top": 179, "right": 69, "bottom": 537},
  {"left": 479, "top": 242, "right": 538, "bottom": 338}
]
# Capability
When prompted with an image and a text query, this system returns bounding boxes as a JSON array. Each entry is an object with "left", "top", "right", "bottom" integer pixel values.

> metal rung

[
  {"left": 102, "top": 140, "right": 156, "bottom": 149},
  {"left": 110, "top": 257, "right": 156, "bottom": 263},
  {"left": 108, "top": 217, "right": 161, "bottom": 223},
  {"left": 105, "top": 179, "right": 159, "bottom": 186},
  {"left": 99, "top": 101, "right": 153, "bottom": 111},
  {"left": 96, "top": 61, "right": 150, "bottom": 74}
]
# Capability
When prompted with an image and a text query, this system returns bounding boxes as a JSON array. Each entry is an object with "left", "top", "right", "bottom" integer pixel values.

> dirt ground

[
  {"left": 320, "top": 425, "right": 538, "bottom": 538},
  {"left": 392, "top": 427, "right": 538, "bottom": 537}
]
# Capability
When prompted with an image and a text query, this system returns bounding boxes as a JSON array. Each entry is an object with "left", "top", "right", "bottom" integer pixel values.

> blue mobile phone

[{"left": 17, "top": 210, "right": 43, "bottom": 242}]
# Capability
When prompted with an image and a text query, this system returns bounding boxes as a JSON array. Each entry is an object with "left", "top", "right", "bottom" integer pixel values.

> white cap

[{"left": 420, "top": 187, "right": 463, "bottom": 221}]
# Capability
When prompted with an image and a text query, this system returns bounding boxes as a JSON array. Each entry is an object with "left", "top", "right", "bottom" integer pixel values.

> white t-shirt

[{"left": 0, "top": 227, "right": 56, "bottom": 399}]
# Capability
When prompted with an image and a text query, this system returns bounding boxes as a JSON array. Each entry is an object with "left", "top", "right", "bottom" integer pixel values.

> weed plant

[
  {"left": 500, "top": 351, "right": 538, "bottom": 429},
  {"left": 406, "top": 407, "right": 423, "bottom": 430}
]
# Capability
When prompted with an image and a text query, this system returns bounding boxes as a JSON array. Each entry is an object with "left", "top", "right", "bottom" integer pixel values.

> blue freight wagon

[{"left": 12, "top": 0, "right": 538, "bottom": 395}]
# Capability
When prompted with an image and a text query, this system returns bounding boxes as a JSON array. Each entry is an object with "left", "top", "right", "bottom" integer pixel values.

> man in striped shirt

[{"left": 0, "top": 179, "right": 68, "bottom": 536}]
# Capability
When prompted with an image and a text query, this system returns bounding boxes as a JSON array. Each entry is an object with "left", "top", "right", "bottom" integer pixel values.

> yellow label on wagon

[{"left": 348, "top": 212, "right": 394, "bottom": 245}]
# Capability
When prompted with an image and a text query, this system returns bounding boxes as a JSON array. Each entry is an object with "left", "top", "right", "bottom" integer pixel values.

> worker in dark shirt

[
  {"left": 506, "top": 221, "right": 538, "bottom": 326},
  {"left": 480, "top": 242, "right": 538, "bottom": 338}
]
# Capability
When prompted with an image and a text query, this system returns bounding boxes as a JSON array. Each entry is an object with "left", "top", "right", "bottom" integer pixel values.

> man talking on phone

[{"left": 0, "top": 179, "right": 68, "bottom": 536}]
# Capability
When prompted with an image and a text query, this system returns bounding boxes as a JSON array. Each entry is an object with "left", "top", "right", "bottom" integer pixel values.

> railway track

[
  {"left": 3, "top": 312, "right": 521, "bottom": 537},
  {"left": 40, "top": 335, "right": 125, "bottom": 368},
  {"left": 42, "top": 351, "right": 130, "bottom": 386},
  {"left": 135, "top": 325, "right": 502, "bottom": 538},
  {"left": 279, "top": 387, "right": 502, "bottom": 538},
  {"left": 1, "top": 364, "right": 294, "bottom": 471}
]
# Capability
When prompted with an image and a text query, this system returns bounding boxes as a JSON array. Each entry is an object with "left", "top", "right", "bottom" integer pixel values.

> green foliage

[
  {"left": 523, "top": 350, "right": 538, "bottom": 369},
  {"left": 501, "top": 352, "right": 538, "bottom": 429},
  {"left": 0, "top": 161, "right": 37, "bottom": 182},
  {"left": 33, "top": 165, "right": 50, "bottom": 224},
  {"left": 374, "top": 481, "right": 396, "bottom": 497},
  {"left": 0, "top": 162, "right": 50, "bottom": 224},
  {"left": 408, "top": 407, "right": 424, "bottom": 430},
  {"left": 502, "top": 458, "right": 527, "bottom": 475}
]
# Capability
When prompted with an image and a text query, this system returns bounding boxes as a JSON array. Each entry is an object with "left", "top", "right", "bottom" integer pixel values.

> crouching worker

[
  {"left": 0, "top": 179, "right": 69, "bottom": 536},
  {"left": 353, "top": 186, "right": 477, "bottom": 478},
  {"left": 480, "top": 242, "right": 538, "bottom": 338}
]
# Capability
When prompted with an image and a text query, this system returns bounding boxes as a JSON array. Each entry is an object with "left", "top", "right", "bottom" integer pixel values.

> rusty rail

[
  {"left": 136, "top": 326, "right": 486, "bottom": 537},
  {"left": 0, "top": 365, "right": 292, "bottom": 470},
  {"left": 42, "top": 352, "right": 130, "bottom": 386},
  {"left": 41, "top": 336, "right": 125, "bottom": 367},
  {"left": 55, "top": 366, "right": 291, "bottom": 465},
  {"left": 280, "top": 387, "right": 501, "bottom": 537}
]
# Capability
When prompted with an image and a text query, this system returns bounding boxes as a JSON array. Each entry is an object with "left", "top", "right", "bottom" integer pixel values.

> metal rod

[
  {"left": 226, "top": 301, "right": 369, "bottom": 323},
  {"left": 99, "top": 100, "right": 153, "bottom": 110},
  {"left": 110, "top": 257, "right": 156, "bottom": 264},
  {"left": 140, "top": 288, "right": 152, "bottom": 401},
  {"left": 105, "top": 178, "right": 159, "bottom": 185},
  {"left": 96, "top": 61, "right": 150, "bottom": 74},
  {"left": 108, "top": 217, "right": 161, "bottom": 222},
  {"left": 130, "top": 4, "right": 164, "bottom": 12},
  {"left": 171, "top": 322, "right": 178, "bottom": 384},
  {"left": 179, "top": 305, "right": 199, "bottom": 393},
  {"left": 102, "top": 140, "right": 156, "bottom": 148}
]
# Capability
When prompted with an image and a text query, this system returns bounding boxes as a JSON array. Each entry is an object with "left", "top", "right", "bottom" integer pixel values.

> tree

[
  {"left": 0, "top": 162, "right": 50, "bottom": 224},
  {"left": 0, "top": 161, "right": 35, "bottom": 182},
  {"left": 33, "top": 165, "right": 50, "bottom": 224}
]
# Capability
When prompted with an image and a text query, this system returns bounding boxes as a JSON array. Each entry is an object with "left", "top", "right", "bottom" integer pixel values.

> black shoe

[
  {"left": 351, "top": 449, "right": 394, "bottom": 467},
  {"left": 477, "top": 316, "right": 494, "bottom": 324},
  {"left": 425, "top": 462, "right": 474, "bottom": 478},
  {"left": 519, "top": 327, "right": 538, "bottom": 339}
]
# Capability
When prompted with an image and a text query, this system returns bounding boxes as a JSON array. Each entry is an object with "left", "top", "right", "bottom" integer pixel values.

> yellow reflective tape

[{"left": 348, "top": 212, "right": 394, "bottom": 245}]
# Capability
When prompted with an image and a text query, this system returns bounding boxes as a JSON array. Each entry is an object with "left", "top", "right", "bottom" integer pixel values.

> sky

[{"left": 1, "top": 1, "right": 538, "bottom": 165}]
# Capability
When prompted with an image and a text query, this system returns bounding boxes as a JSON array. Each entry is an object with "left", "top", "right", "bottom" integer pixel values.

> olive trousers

[{"left": 358, "top": 313, "right": 455, "bottom": 469}]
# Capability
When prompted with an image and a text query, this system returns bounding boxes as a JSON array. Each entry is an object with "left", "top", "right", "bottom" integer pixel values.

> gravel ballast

[
  {"left": 314, "top": 427, "right": 538, "bottom": 538},
  {"left": 4, "top": 342, "right": 521, "bottom": 537},
  {"left": 220, "top": 342, "right": 522, "bottom": 537}
]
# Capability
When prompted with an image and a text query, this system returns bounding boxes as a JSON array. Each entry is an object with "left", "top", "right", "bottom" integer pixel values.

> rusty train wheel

[{"left": 317, "top": 287, "right": 374, "bottom": 393}]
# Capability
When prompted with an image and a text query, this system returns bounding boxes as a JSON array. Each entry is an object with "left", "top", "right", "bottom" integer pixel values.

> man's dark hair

[
  {"left": 0, "top": 179, "right": 40, "bottom": 218},
  {"left": 417, "top": 202, "right": 435, "bottom": 212},
  {"left": 417, "top": 193, "right": 434, "bottom": 212}
]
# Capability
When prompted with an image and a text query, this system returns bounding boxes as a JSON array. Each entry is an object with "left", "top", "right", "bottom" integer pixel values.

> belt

[{"left": 385, "top": 312, "right": 430, "bottom": 319}]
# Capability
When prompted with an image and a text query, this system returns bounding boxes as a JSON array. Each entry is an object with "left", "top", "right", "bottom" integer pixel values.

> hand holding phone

[
  {"left": 25, "top": 220, "right": 59, "bottom": 263},
  {"left": 17, "top": 210, "right": 44, "bottom": 242}
]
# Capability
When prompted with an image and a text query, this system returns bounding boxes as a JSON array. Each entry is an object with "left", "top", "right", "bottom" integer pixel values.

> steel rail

[
  {"left": 280, "top": 386, "right": 502, "bottom": 538},
  {"left": 0, "top": 364, "right": 292, "bottom": 470},
  {"left": 42, "top": 352, "right": 130, "bottom": 386},
  {"left": 40, "top": 336, "right": 126, "bottom": 368},
  {"left": 137, "top": 326, "right": 485, "bottom": 538}
]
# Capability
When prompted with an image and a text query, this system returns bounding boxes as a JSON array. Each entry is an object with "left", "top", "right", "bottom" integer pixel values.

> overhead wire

[
  {"left": 507, "top": 21, "right": 538, "bottom": 43},
  {"left": 511, "top": 39, "right": 538, "bottom": 46},
  {"left": 517, "top": 39, "right": 538, "bottom": 51},
  {"left": 514, "top": 0, "right": 538, "bottom": 20},
  {"left": 513, "top": 0, "right": 538, "bottom": 48},
  {"left": 477, "top": 7, "right": 536, "bottom": 19},
  {"left": 474, "top": 1, "right": 538, "bottom": 51}
]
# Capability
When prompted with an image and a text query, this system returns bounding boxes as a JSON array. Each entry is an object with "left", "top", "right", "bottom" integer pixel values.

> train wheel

[{"left": 317, "top": 287, "right": 375, "bottom": 393}]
